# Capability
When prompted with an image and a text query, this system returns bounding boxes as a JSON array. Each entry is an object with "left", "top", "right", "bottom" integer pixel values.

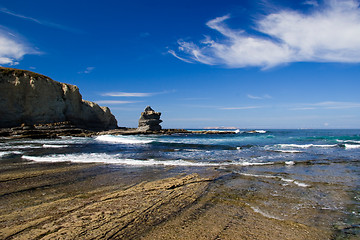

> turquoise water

[{"left": 1, "top": 129, "right": 359, "bottom": 236}]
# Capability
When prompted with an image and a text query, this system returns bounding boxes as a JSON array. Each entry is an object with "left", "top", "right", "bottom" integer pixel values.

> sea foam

[
  {"left": 274, "top": 150, "right": 302, "bottom": 153},
  {"left": 344, "top": 144, "right": 360, "bottom": 149},
  {"left": 43, "top": 144, "right": 69, "bottom": 148},
  {"left": 277, "top": 144, "right": 337, "bottom": 149},
  {"left": 247, "top": 130, "right": 267, "bottom": 134},
  {"left": 248, "top": 204, "right": 283, "bottom": 220},
  {"left": 238, "top": 172, "right": 310, "bottom": 187},
  {"left": 337, "top": 140, "right": 360, "bottom": 144},
  {"left": 95, "top": 135, "right": 155, "bottom": 144},
  {"left": 21, "top": 153, "right": 274, "bottom": 167},
  {"left": 0, "top": 145, "right": 43, "bottom": 150},
  {"left": 0, "top": 151, "right": 22, "bottom": 157}
]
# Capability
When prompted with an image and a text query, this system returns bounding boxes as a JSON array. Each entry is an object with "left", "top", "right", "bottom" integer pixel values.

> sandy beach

[{"left": 0, "top": 160, "right": 344, "bottom": 240}]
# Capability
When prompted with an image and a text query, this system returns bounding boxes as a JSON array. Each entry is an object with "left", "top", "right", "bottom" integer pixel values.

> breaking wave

[
  {"left": 0, "top": 151, "right": 23, "bottom": 157},
  {"left": 95, "top": 135, "right": 155, "bottom": 144},
  {"left": 21, "top": 153, "right": 274, "bottom": 167},
  {"left": 246, "top": 130, "right": 267, "bottom": 134},
  {"left": 344, "top": 144, "right": 360, "bottom": 149},
  {"left": 276, "top": 144, "right": 337, "bottom": 149},
  {"left": 43, "top": 144, "right": 69, "bottom": 148},
  {"left": 274, "top": 150, "right": 303, "bottom": 153},
  {"left": 337, "top": 140, "right": 360, "bottom": 144}
]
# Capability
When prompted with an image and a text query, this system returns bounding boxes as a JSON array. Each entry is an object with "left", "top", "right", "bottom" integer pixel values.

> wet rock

[
  {"left": 137, "top": 106, "right": 162, "bottom": 132},
  {"left": 0, "top": 122, "right": 96, "bottom": 139}
]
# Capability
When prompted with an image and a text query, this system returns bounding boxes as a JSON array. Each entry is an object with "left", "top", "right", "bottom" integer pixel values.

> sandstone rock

[
  {"left": 0, "top": 67, "right": 118, "bottom": 130},
  {"left": 137, "top": 106, "right": 162, "bottom": 131}
]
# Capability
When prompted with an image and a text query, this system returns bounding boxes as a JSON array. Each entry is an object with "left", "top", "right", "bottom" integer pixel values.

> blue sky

[{"left": 1, "top": 0, "right": 360, "bottom": 129}]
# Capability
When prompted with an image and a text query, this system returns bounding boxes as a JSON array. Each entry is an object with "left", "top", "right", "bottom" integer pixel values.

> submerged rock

[
  {"left": 0, "top": 67, "right": 118, "bottom": 130},
  {"left": 137, "top": 106, "right": 162, "bottom": 132}
]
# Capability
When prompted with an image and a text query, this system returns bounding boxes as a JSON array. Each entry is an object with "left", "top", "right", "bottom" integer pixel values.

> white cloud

[
  {"left": 84, "top": 67, "right": 94, "bottom": 73},
  {"left": 172, "top": 0, "right": 360, "bottom": 68},
  {"left": 78, "top": 67, "right": 95, "bottom": 74},
  {"left": 247, "top": 94, "right": 272, "bottom": 100},
  {"left": 0, "top": 27, "right": 38, "bottom": 65},
  {"left": 95, "top": 100, "right": 142, "bottom": 104},
  {"left": 290, "top": 101, "right": 360, "bottom": 110}
]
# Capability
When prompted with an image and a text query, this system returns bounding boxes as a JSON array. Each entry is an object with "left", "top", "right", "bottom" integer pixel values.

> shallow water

[{"left": 1, "top": 129, "right": 359, "bottom": 237}]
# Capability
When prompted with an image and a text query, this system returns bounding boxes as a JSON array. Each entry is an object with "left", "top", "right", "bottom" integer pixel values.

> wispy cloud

[
  {"left": 168, "top": 50, "right": 194, "bottom": 63},
  {"left": 303, "top": 0, "right": 319, "bottom": 7},
  {"left": 95, "top": 100, "right": 142, "bottom": 105},
  {"left": 311, "top": 101, "right": 360, "bottom": 109},
  {"left": 102, "top": 90, "right": 172, "bottom": 97},
  {"left": 290, "top": 107, "right": 317, "bottom": 110},
  {"left": 102, "top": 92, "right": 155, "bottom": 97},
  {"left": 78, "top": 67, "right": 95, "bottom": 74},
  {"left": 220, "top": 106, "right": 262, "bottom": 110},
  {"left": 0, "top": 27, "right": 39, "bottom": 65},
  {"left": 247, "top": 94, "right": 272, "bottom": 100},
  {"left": 0, "top": 7, "right": 42, "bottom": 24},
  {"left": 0, "top": 7, "right": 80, "bottom": 33},
  {"left": 290, "top": 101, "right": 360, "bottom": 110},
  {"left": 171, "top": 0, "right": 360, "bottom": 69}
]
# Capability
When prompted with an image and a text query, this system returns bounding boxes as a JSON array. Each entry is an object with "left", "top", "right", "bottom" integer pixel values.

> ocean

[{"left": 1, "top": 129, "right": 359, "bottom": 237}]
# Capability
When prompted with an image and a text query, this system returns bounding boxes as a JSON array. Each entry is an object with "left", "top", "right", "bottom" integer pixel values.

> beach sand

[{"left": 0, "top": 161, "right": 345, "bottom": 239}]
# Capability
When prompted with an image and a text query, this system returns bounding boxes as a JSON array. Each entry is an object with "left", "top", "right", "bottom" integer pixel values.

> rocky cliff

[{"left": 0, "top": 67, "right": 118, "bottom": 130}]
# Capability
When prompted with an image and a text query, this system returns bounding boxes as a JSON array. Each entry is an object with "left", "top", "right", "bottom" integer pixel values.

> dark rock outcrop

[
  {"left": 0, "top": 122, "right": 97, "bottom": 139},
  {"left": 0, "top": 67, "right": 118, "bottom": 130},
  {"left": 137, "top": 106, "right": 162, "bottom": 131}
]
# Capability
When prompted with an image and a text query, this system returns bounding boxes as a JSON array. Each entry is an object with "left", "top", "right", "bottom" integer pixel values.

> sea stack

[
  {"left": 138, "top": 106, "right": 162, "bottom": 131},
  {"left": 0, "top": 67, "right": 118, "bottom": 130}
]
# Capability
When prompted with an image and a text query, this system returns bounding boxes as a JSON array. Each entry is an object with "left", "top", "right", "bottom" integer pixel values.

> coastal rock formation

[
  {"left": 0, "top": 67, "right": 118, "bottom": 130},
  {"left": 138, "top": 106, "right": 162, "bottom": 131},
  {"left": 0, "top": 121, "right": 96, "bottom": 139}
]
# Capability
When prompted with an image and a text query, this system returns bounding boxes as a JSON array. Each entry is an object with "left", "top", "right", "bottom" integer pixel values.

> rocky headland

[
  {"left": 0, "top": 67, "right": 117, "bottom": 131},
  {"left": 0, "top": 68, "right": 240, "bottom": 139}
]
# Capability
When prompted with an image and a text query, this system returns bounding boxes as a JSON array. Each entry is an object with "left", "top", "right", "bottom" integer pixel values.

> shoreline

[
  {"left": 1, "top": 129, "right": 358, "bottom": 239},
  {"left": 0, "top": 123, "right": 238, "bottom": 139}
]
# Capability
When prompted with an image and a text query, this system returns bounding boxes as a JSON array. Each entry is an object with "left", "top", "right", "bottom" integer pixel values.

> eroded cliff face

[{"left": 0, "top": 67, "right": 118, "bottom": 130}]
